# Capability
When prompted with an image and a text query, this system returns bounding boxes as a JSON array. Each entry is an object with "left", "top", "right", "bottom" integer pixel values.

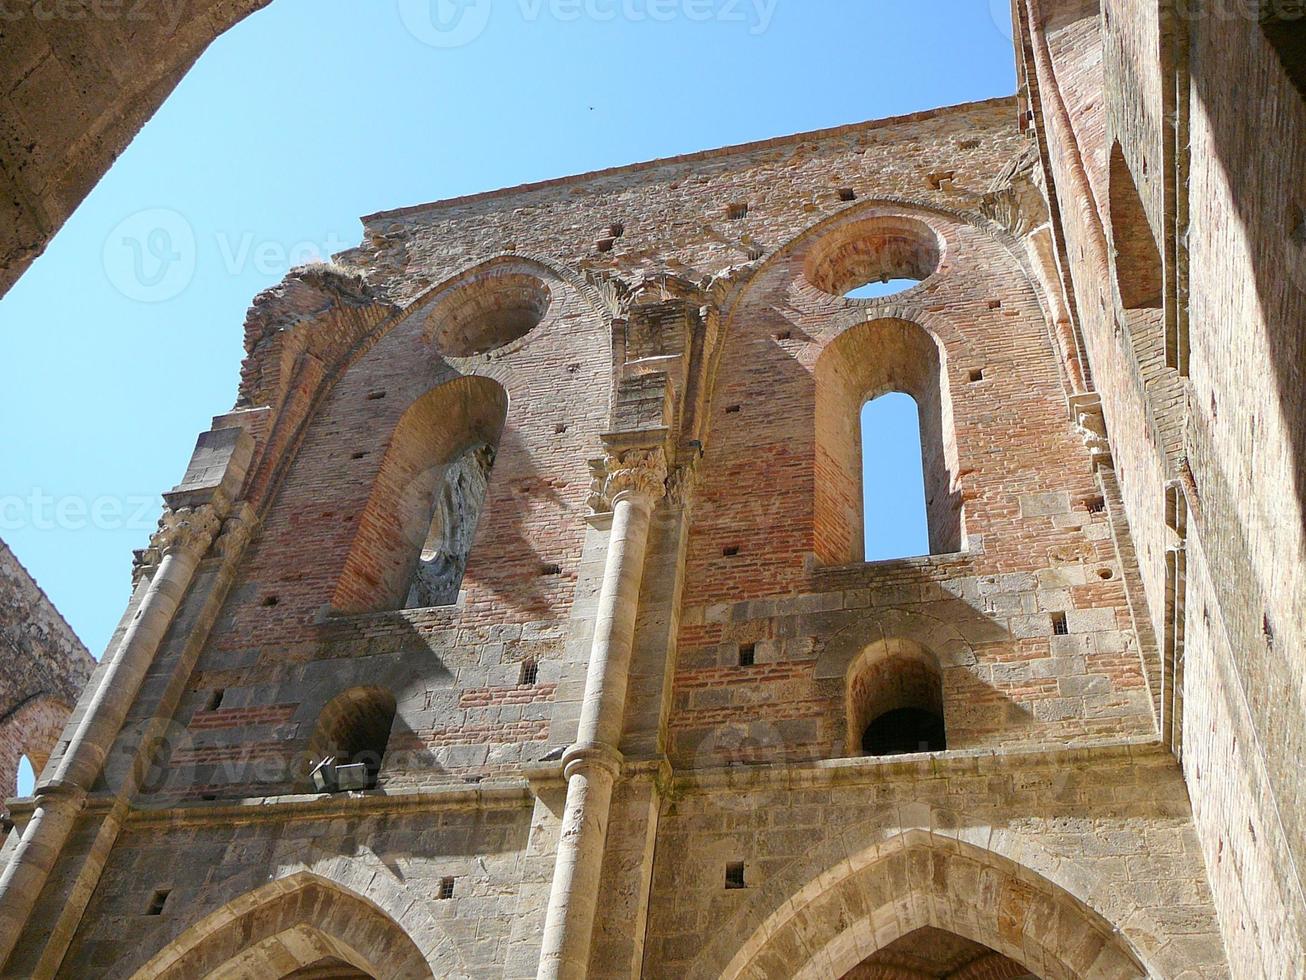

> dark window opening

[
  {"left": 366, "top": 390, "right": 386, "bottom": 400},
  {"left": 726, "top": 202, "right": 749, "bottom": 220},
  {"left": 145, "top": 889, "right": 171, "bottom": 915},
  {"left": 724, "top": 862, "right": 746, "bottom": 889},
  {"left": 722, "top": 545, "right": 740, "bottom": 557},
  {"left": 596, "top": 237, "right": 615, "bottom": 253},
  {"left": 1086, "top": 495, "right": 1107, "bottom": 514},
  {"left": 738, "top": 644, "right": 756, "bottom": 667},
  {"left": 609, "top": 222, "right": 625, "bottom": 238},
  {"left": 724, "top": 404, "right": 742, "bottom": 414},
  {"left": 861, "top": 393, "right": 930, "bottom": 561},
  {"left": 438, "top": 876, "right": 456, "bottom": 900},
  {"left": 968, "top": 368, "right": 985, "bottom": 383},
  {"left": 861, "top": 707, "right": 947, "bottom": 757},
  {"left": 1052, "top": 612, "right": 1069, "bottom": 635},
  {"left": 837, "top": 187, "right": 857, "bottom": 202},
  {"left": 1262, "top": 2, "right": 1306, "bottom": 95},
  {"left": 206, "top": 689, "right": 225, "bottom": 711},
  {"left": 519, "top": 660, "right": 539, "bottom": 686},
  {"left": 539, "top": 563, "right": 562, "bottom": 577}
]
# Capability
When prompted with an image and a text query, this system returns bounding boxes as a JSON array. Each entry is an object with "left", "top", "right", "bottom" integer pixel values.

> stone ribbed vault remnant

[{"left": 4, "top": 8, "right": 1306, "bottom": 963}]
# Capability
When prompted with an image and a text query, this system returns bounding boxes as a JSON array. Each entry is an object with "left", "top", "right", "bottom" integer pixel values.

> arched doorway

[
  {"left": 692, "top": 829, "right": 1152, "bottom": 980},
  {"left": 128, "top": 872, "right": 435, "bottom": 980}
]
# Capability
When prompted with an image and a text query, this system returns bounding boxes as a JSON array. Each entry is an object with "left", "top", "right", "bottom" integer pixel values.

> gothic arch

[
  {"left": 688, "top": 823, "right": 1157, "bottom": 980},
  {"left": 125, "top": 872, "right": 440, "bottom": 980}
]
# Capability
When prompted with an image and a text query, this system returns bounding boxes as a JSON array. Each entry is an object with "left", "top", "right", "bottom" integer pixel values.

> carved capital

[
  {"left": 214, "top": 503, "right": 260, "bottom": 560},
  {"left": 590, "top": 448, "right": 668, "bottom": 512},
  {"left": 132, "top": 502, "right": 224, "bottom": 580}
]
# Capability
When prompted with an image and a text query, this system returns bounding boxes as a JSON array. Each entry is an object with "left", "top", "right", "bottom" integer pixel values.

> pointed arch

[
  {"left": 690, "top": 826, "right": 1153, "bottom": 980},
  {"left": 127, "top": 872, "right": 435, "bottom": 980}
]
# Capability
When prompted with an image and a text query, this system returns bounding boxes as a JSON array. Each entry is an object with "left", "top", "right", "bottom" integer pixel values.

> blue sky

[{"left": 0, "top": 0, "right": 1015, "bottom": 661}]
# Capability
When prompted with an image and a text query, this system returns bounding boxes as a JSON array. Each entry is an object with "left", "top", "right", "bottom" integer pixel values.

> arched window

[
  {"left": 15, "top": 755, "right": 35, "bottom": 797},
  {"left": 861, "top": 392, "right": 930, "bottom": 561},
  {"left": 846, "top": 639, "right": 946, "bottom": 757},
  {"left": 303, "top": 687, "right": 397, "bottom": 793},
  {"left": 333, "top": 375, "right": 508, "bottom": 614},
  {"left": 815, "top": 316, "right": 963, "bottom": 566}
]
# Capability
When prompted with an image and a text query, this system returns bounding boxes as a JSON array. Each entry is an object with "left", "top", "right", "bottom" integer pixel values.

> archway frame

[
  {"left": 685, "top": 814, "right": 1169, "bottom": 980},
  {"left": 124, "top": 870, "right": 441, "bottom": 980}
]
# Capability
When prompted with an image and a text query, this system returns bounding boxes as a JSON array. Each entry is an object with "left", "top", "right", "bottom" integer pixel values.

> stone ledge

[{"left": 671, "top": 736, "right": 1171, "bottom": 793}]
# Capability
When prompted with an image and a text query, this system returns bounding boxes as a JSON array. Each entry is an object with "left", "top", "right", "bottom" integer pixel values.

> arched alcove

[
  {"left": 424, "top": 270, "right": 553, "bottom": 357},
  {"left": 332, "top": 375, "right": 509, "bottom": 614},
  {"left": 1107, "top": 140, "right": 1162, "bottom": 312},
  {"left": 845, "top": 637, "right": 946, "bottom": 757},
  {"left": 815, "top": 316, "right": 962, "bottom": 565},
  {"left": 302, "top": 687, "right": 398, "bottom": 792}
]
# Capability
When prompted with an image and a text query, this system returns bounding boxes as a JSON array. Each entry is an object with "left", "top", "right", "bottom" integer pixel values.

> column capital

[
  {"left": 132, "top": 499, "right": 225, "bottom": 580},
  {"left": 589, "top": 447, "right": 668, "bottom": 512}
]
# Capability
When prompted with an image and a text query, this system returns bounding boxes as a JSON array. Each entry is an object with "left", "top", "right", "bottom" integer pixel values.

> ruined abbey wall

[
  {"left": 1014, "top": 0, "right": 1306, "bottom": 971},
  {"left": 0, "top": 538, "right": 93, "bottom": 823}
]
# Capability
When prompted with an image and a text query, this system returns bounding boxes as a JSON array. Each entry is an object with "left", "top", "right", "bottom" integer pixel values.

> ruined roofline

[
  {"left": 0, "top": 537, "right": 92, "bottom": 668},
  {"left": 361, "top": 95, "right": 1018, "bottom": 223}
]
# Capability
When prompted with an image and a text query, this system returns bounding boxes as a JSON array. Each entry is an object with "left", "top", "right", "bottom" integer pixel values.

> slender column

[
  {"left": 0, "top": 504, "right": 220, "bottom": 967},
  {"left": 538, "top": 449, "right": 666, "bottom": 980}
]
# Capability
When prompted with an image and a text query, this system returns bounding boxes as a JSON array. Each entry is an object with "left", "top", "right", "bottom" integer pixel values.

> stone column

[
  {"left": 0, "top": 504, "right": 221, "bottom": 967},
  {"left": 537, "top": 448, "right": 666, "bottom": 980}
]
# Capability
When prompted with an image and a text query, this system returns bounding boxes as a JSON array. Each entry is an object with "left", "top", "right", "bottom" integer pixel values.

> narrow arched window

[
  {"left": 304, "top": 687, "right": 397, "bottom": 793},
  {"left": 815, "top": 315, "right": 963, "bottom": 566},
  {"left": 15, "top": 755, "right": 35, "bottom": 797},
  {"left": 846, "top": 640, "right": 946, "bottom": 758},
  {"left": 861, "top": 392, "right": 930, "bottom": 561},
  {"left": 333, "top": 376, "right": 508, "bottom": 614}
]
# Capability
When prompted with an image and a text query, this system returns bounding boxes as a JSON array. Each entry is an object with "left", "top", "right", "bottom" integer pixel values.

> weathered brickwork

[
  {"left": 1014, "top": 1, "right": 1306, "bottom": 974},
  {"left": 4, "top": 6, "right": 1302, "bottom": 969},
  {"left": 0, "top": 96, "right": 1238, "bottom": 978},
  {"left": 0, "top": 538, "right": 93, "bottom": 824}
]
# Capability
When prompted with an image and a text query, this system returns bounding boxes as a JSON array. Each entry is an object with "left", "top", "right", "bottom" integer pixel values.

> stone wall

[
  {"left": 1015, "top": 0, "right": 1306, "bottom": 973},
  {"left": 1, "top": 98, "right": 1240, "bottom": 977},
  {"left": 0, "top": 538, "right": 94, "bottom": 820}
]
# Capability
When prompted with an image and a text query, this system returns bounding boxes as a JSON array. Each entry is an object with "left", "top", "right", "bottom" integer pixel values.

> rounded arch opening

[
  {"left": 815, "top": 317, "right": 963, "bottom": 566},
  {"left": 804, "top": 215, "right": 942, "bottom": 300},
  {"left": 332, "top": 374, "right": 509, "bottom": 614},
  {"left": 302, "top": 687, "right": 398, "bottom": 793},
  {"left": 845, "top": 637, "right": 946, "bottom": 758},
  {"left": 425, "top": 270, "right": 552, "bottom": 357}
]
